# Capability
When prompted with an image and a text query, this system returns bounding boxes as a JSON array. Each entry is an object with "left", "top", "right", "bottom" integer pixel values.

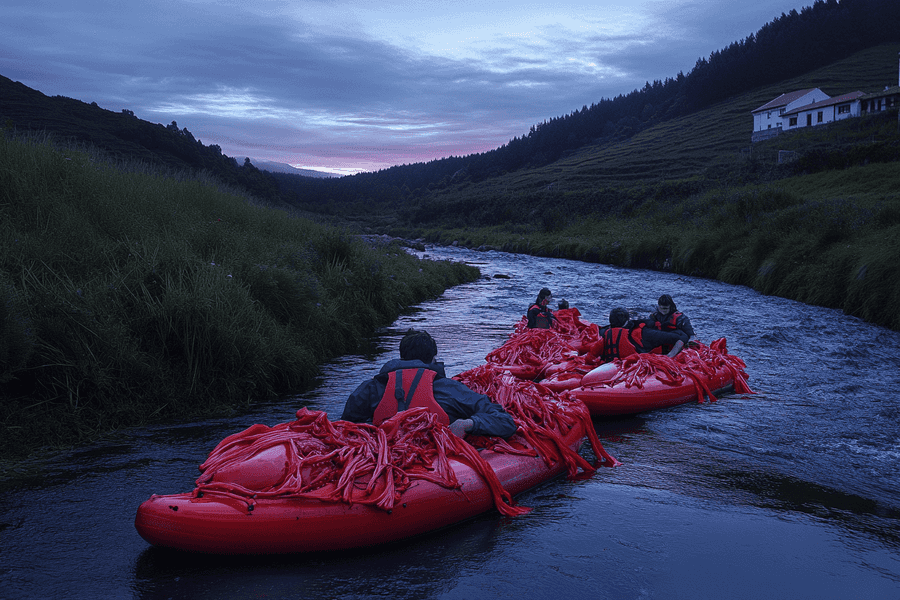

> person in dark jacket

[
  {"left": 586, "top": 307, "right": 688, "bottom": 364},
  {"left": 527, "top": 287, "right": 555, "bottom": 329},
  {"left": 646, "top": 294, "right": 695, "bottom": 342},
  {"left": 342, "top": 330, "right": 517, "bottom": 439}
]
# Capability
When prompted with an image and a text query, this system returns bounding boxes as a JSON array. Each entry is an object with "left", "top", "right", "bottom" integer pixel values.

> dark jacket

[
  {"left": 527, "top": 303, "right": 554, "bottom": 329},
  {"left": 647, "top": 310, "right": 695, "bottom": 339},
  {"left": 342, "top": 359, "right": 518, "bottom": 438},
  {"left": 588, "top": 325, "right": 688, "bottom": 362}
]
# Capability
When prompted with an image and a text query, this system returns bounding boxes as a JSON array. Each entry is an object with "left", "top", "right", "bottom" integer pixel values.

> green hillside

[{"left": 3, "top": 2, "right": 900, "bottom": 466}]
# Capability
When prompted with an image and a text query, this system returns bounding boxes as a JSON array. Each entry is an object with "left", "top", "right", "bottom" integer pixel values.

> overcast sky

[{"left": 3, "top": 0, "right": 810, "bottom": 174}]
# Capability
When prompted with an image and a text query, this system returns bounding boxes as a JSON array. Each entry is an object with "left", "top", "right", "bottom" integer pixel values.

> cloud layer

[{"left": 1, "top": 0, "right": 809, "bottom": 173}]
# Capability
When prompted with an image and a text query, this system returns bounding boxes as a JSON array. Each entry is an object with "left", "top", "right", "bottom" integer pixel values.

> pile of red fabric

[
  {"left": 455, "top": 365, "right": 621, "bottom": 472},
  {"left": 191, "top": 357, "right": 623, "bottom": 517},
  {"left": 685, "top": 338, "right": 753, "bottom": 395},
  {"left": 488, "top": 308, "right": 599, "bottom": 377},
  {"left": 597, "top": 339, "right": 752, "bottom": 402},
  {"left": 194, "top": 406, "right": 531, "bottom": 517}
]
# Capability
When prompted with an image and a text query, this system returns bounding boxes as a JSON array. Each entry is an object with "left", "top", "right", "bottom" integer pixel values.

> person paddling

[{"left": 342, "top": 329, "right": 517, "bottom": 439}]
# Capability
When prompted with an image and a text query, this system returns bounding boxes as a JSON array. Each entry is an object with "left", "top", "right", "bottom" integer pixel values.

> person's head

[
  {"left": 399, "top": 329, "right": 438, "bottom": 363},
  {"left": 558, "top": 298, "right": 569, "bottom": 310},
  {"left": 657, "top": 294, "right": 676, "bottom": 315},
  {"left": 536, "top": 287, "right": 552, "bottom": 306},
  {"left": 609, "top": 307, "right": 630, "bottom": 328}
]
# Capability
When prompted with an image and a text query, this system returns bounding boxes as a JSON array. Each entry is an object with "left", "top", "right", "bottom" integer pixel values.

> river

[{"left": 2, "top": 245, "right": 899, "bottom": 599}]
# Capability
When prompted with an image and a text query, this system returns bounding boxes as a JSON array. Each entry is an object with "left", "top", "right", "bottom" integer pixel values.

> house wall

[
  {"left": 784, "top": 108, "right": 826, "bottom": 131},
  {"left": 753, "top": 109, "right": 785, "bottom": 133},
  {"left": 836, "top": 101, "right": 862, "bottom": 120},
  {"left": 784, "top": 89, "right": 830, "bottom": 113},
  {"left": 751, "top": 88, "right": 829, "bottom": 133},
  {"left": 751, "top": 126, "right": 783, "bottom": 143},
  {"left": 860, "top": 92, "right": 900, "bottom": 113},
  {"left": 783, "top": 100, "right": 861, "bottom": 132}
]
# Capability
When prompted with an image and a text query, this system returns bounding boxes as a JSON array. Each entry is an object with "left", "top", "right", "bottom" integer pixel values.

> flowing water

[{"left": 3, "top": 245, "right": 899, "bottom": 600}]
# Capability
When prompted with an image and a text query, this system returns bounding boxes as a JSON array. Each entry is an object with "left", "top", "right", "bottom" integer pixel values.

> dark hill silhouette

[{"left": 0, "top": 75, "right": 288, "bottom": 206}]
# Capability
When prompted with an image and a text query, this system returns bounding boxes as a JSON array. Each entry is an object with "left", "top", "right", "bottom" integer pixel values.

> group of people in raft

[
  {"left": 341, "top": 288, "right": 694, "bottom": 442},
  {"left": 528, "top": 287, "right": 694, "bottom": 363}
]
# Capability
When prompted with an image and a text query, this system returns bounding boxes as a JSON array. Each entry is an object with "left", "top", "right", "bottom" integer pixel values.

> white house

[
  {"left": 752, "top": 52, "right": 900, "bottom": 142},
  {"left": 781, "top": 91, "right": 865, "bottom": 132},
  {"left": 751, "top": 88, "right": 829, "bottom": 142}
]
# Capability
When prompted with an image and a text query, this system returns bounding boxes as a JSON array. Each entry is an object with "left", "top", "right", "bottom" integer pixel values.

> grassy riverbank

[
  {"left": 0, "top": 134, "right": 480, "bottom": 460},
  {"left": 399, "top": 157, "right": 900, "bottom": 332}
]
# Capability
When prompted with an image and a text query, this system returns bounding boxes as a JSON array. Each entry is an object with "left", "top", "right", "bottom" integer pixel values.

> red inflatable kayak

[
  {"left": 563, "top": 339, "right": 753, "bottom": 416},
  {"left": 135, "top": 372, "right": 618, "bottom": 555}
]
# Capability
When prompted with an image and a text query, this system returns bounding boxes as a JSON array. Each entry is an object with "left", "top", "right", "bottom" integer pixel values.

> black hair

[
  {"left": 558, "top": 298, "right": 569, "bottom": 309},
  {"left": 609, "top": 307, "right": 630, "bottom": 328},
  {"left": 657, "top": 294, "right": 677, "bottom": 310},
  {"left": 399, "top": 329, "right": 438, "bottom": 363},
  {"left": 535, "top": 287, "right": 552, "bottom": 304}
]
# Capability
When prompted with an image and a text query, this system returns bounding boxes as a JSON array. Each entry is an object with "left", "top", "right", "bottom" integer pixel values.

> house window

[
  {"left": 806, "top": 114, "right": 812, "bottom": 126},
  {"left": 817, "top": 111, "right": 823, "bottom": 123},
  {"left": 838, "top": 104, "right": 850, "bottom": 114},
  {"left": 789, "top": 117, "right": 798, "bottom": 126}
]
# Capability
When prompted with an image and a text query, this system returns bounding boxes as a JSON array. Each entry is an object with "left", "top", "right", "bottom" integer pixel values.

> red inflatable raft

[
  {"left": 562, "top": 339, "right": 753, "bottom": 416},
  {"left": 484, "top": 310, "right": 752, "bottom": 417},
  {"left": 135, "top": 371, "right": 618, "bottom": 554}
]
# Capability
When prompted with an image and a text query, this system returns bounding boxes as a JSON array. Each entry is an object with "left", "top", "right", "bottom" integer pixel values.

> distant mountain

[{"left": 235, "top": 158, "right": 334, "bottom": 178}]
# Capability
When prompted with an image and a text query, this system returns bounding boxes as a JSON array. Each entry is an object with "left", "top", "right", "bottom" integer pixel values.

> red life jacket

[
  {"left": 651, "top": 311, "right": 683, "bottom": 353},
  {"left": 654, "top": 311, "right": 683, "bottom": 331},
  {"left": 373, "top": 368, "right": 449, "bottom": 426},
  {"left": 600, "top": 327, "right": 642, "bottom": 361}
]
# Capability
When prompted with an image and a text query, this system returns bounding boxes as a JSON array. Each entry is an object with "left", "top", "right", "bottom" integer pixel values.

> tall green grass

[{"left": 0, "top": 134, "right": 479, "bottom": 459}]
